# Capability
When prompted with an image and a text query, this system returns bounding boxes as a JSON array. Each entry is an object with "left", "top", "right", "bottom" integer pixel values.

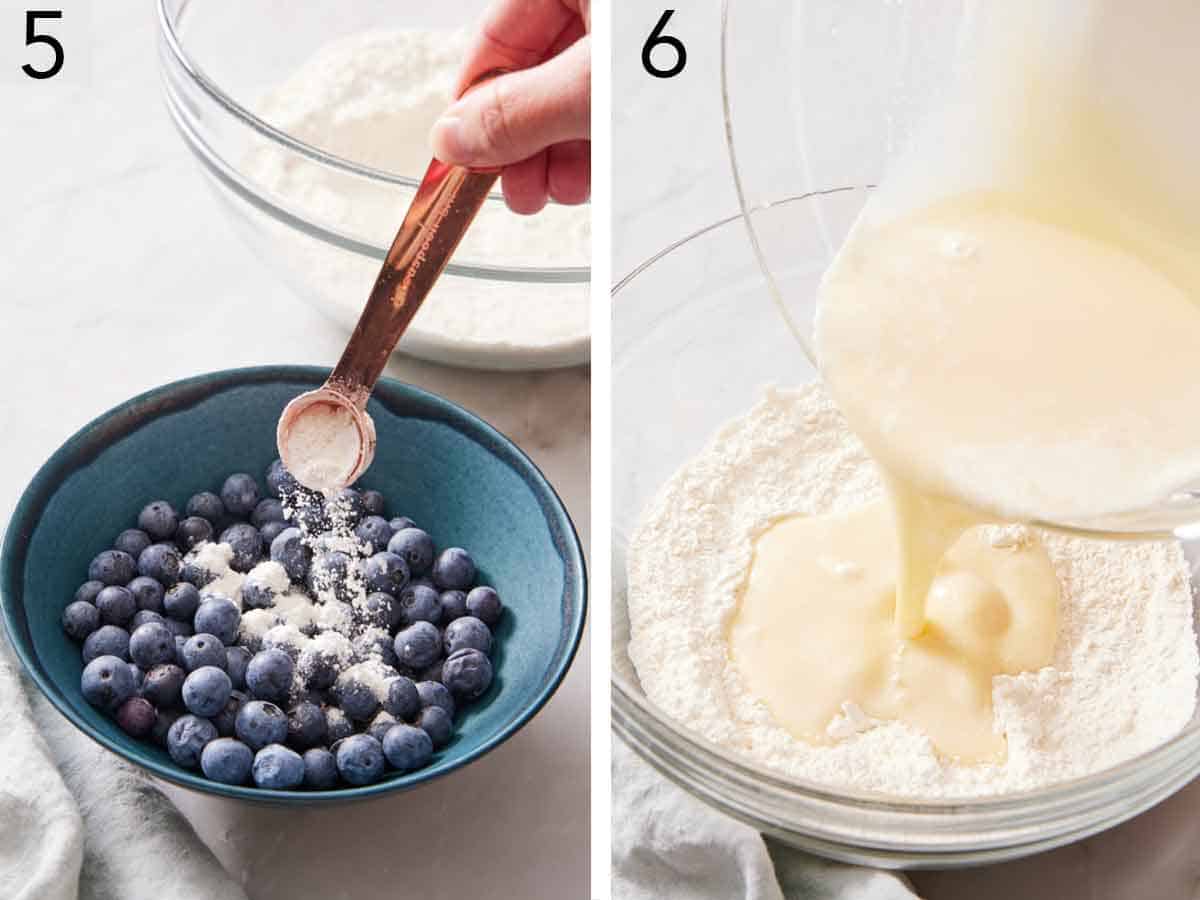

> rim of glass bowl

[
  {"left": 611, "top": 214, "right": 1200, "bottom": 860},
  {"left": 155, "top": 0, "right": 589, "bottom": 286}
]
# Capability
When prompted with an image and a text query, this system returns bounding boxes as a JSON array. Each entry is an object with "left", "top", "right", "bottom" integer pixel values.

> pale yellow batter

[{"left": 729, "top": 503, "right": 1058, "bottom": 762}]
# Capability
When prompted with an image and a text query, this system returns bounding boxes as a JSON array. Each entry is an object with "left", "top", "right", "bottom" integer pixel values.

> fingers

[
  {"left": 502, "top": 151, "right": 550, "bottom": 215},
  {"left": 431, "top": 37, "right": 591, "bottom": 169},
  {"left": 547, "top": 140, "right": 590, "bottom": 205},
  {"left": 455, "top": 0, "right": 587, "bottom": 93}
]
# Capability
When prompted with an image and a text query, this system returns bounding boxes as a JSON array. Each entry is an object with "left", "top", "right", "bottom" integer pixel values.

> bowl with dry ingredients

[
  {"left": 2, "top": 366, "right": 585, "bottom": 803},
  {"left": 156, "top": 0, "right": 590, "bottom": 371},
  {"left": 612, "top": 213, "right": 1200, "bottom": 867}
]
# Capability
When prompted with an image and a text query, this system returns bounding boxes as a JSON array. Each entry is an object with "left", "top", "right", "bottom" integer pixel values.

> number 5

[{"left": 23, "top": 10, "right": 64, "bottom": 80}]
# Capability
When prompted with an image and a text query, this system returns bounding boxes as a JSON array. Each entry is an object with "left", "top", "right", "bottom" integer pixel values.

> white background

[
  {"left": 0, "top": 4, "right": 589, "bottom": 897},
  {"left": 612, "top": 3, "right": 1200, "bottom": 899}
]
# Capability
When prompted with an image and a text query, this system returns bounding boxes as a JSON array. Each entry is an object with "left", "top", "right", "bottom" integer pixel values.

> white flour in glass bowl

[{"left": 245, "top": 29, "right": 590, "bottom": 366}]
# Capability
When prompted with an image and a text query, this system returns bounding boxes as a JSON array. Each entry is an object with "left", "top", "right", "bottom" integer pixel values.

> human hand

[{"left": 430, "top": 0, "right": 591, "bottom": 215}]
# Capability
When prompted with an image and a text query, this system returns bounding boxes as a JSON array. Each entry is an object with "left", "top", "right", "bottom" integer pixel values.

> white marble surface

[
  {"left": 1, "top": 4, "right": 588, "bottom": 898},
  {"left": 613, "top": 3, "right": 1199, "bottom": 898}
]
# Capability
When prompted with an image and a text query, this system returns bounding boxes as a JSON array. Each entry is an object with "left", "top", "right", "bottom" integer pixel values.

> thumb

[{"left": 431, "top": 37, "right": 590, "bottom": 168}]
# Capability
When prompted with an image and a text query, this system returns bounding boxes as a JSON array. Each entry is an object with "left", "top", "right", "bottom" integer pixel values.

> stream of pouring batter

[{"left": 730, "top": 0, "right": 1200, "bottom": 760}]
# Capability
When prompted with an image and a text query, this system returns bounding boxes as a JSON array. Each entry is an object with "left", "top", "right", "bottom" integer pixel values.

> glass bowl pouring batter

[{"left": 614, "top": 0, "right": 1200, "bottom": 868}]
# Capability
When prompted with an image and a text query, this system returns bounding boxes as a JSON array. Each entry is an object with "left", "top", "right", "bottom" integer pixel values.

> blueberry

[
  {"left": 442, "top": 648, "right": 494, "bottom": 701},
  {"left": 383, "top": 676, "right": 420, "bottom": 721},
  {"left": 129, "top": 621, "right": 176, "bottom": 668},
  {"left": 420, "top": 660, "right": 445, "bottom": 684},
  {"left": 138, "top": 500, "right": 179, "bottom": 542},
  {"left": 226, "top": 646, "right": 252, "bottom": 691},
  {"left": 333, "top": 672, "right": 380, "bottom": 722},
  {"left": 360, "top": 490, "right": 385, "bottom": 517},
  {"left": 74, "top": 580, "right": 105, "bottom": 605},
  {"left": 324, "top": 706, "right": 354, "bottom": 744},
  {"left": 179, "top": 560, "right": 214, "bottom": 589},
  {"left": 438, "top": 590, "right": 468, "bottom": 623},
  {"left": 175, "top": 516, "right": 214, "bottom": 551},
  {"left": 262, "top": 625, "right": 306, "bottom": 661},
  {"left": 96, "top": 586, "right": 136, "bottom": 627},
  {"left": 115, "top": 697, "right": 157, "bottom": 738},
  {"left": 251, "top": 498, "right": 286, "bottom": 529},
  {"left": 167, "top": 714, "right": 218, "bottom": 769},
  {"left": 465, "top": 586, "right": 503, "bottom": 627},
  {"left": 114, "top": 529, "right": 152, "bottom": 559},
  {"left": 393, "top": 622, "right": 441, "bottom": 671},
  {"left": 151, "top": 708, "right": 180, "bottom": 747},
  {"left": 356, "top": 592, "right": 400, "bottom": 631},
  {"left": 164, "top": 618, "right": 193, "bottom": 640},
  {"left": 235, "top": 699, "right": 288, "bottom": 751},
  {"left": 366, "top": 711, "right": 397, "bottom": 743},
  {"left": 269, "top": 527, "right": 312, "bottom": 583},
  {"left": 400, "top": 584, "right": 442, "bottom": 627},
  {"left": 88, "top": 549, "right": 136, "bottom": 586},
  {"left": 253, "top": 743, "right": 304, "bottom": 789},
  {"left": 240, "top": 571, "right": 280, "bottom": 611},
  {"left": 259, "top": 520, "right": 289, "bottom": 545},
  {"left": 443, "top": 616, "right": 493, "bottom": 657},
  {"left": 265, "top": 459, "right": 298, "bottom": 499},
  {"left": 416, "top": 680, "right": 455, "bottom": 717},
  {"left": 81, "top": 655, "right": 136, "bottom": 711},
  {"left": 130, "top": 609, "right": 166, "bottom": 632},
  {"left": 82, "top": 625, "right": 130, "bottom": 664},
  {"left": 306, "top": 550, "right": 354, "bottom": 601},
  {"left": 285, "top": 489, "right": 328, "bottom": 534},
  {"left": 245, "top": 649, "right": 294, "bottom": 705},
  {"left": 183, "top": 666, "right": 232, "bottom": 718},
  {"left": 218, "top": 523, "right": 263, "bottom": 574},
  {"left": 174, "top": 635, "right": 189, "bottom": 667},
  {"left": 417, "top": 705, "right": 453, "bottom": 749},
  {"left": 361, "top": 552, "right": 407, "bottom": 597},
  {"left": 382, "top": 723, "right": 434, "bottom": 772},
  {"left": 186, "top": 491, "right": 225, "bottom": 524},
  {"left": 128, "top": 663, "right": 145, "bottom": 688},
  {"left": 164, "top": 583, "right": 201, "bottom": 622},
  {"left": 431, "top": 548, "right": 475, "bottom": 591},
  {"left": 141, "top": 663, "right": 186, "bottom": 708},
  {"left": 194, "top": 595, "right": 240, "bottom": 645},
  {"left": 354, "top": 516, "right": 394, "bottom": 554},
  {"left": 62, "top": 601, "right": 100, "bottom": 641},
  {"left": 212, "top": 690, "right": 246, "bottom": 737},
  {"left": 302, "top": 747, "right": 338, "bottom": 789},
  {"left": 201, "top": 737, "right": 253, "bottom": 785},
  {"left": 297, "top": 643, "right": 340, "bottom": 691},
  {"left": 334, "top": 734, "right": 385, "bottom": 786},
  {"left": 387, "top": 528, "right": 434, "bottom": 575},
  {"left": 221, "top": 473, "right": 261, "bottom": 518},
  {"left": 286, "top": 701, "right": 327, "bottom": 750},
  {"left": 128, "top": 576, "right": 165, "bottom": 614},
  {"left": 138, "top": 543, "right": 181, "bottom": 586},
  {"left": 182, "top": 633, "right": 227, "bottom": 671},
  {"left": 389, "top": 517, "right": 416, "bottom": 532},
  {"left": 352, "top": 629, "right": 398, "bottom": 669},
  {"left": 328, "top": 488, "right": 365, "bottom": 527}
]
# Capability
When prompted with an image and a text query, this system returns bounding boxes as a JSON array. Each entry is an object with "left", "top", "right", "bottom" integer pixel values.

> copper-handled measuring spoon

[{"left": 277, "top": 92, "right": 502, "bottom": 493}]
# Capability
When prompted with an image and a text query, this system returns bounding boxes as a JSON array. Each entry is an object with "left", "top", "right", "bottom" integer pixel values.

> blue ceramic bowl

[{"left": 1, "top": 366, "right": 586, "bottom": 803}]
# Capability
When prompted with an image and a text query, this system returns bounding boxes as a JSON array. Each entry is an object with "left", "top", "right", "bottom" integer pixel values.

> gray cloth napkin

[
  {"left": 0, "top": 631, "right": 247, "bottom": 900},
  {"left": 612, "top": 739, "right": 919, "bottom": 900}
]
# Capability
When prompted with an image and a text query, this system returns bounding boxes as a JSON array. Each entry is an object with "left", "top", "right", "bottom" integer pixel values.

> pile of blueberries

[{"left": 61, "top": 460, "right": 503, "bottom": 790}]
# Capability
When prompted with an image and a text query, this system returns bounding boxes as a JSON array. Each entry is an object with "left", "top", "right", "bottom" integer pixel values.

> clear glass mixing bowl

[
  {"left": 157, "top": 0, "right": 589, "bottom": 371},
  {"left": 611, "top": 211, "right": 1200, "bottom": 867},
  {"left": 721, "top": 0, "right": 1200, "bottom": 534}
]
